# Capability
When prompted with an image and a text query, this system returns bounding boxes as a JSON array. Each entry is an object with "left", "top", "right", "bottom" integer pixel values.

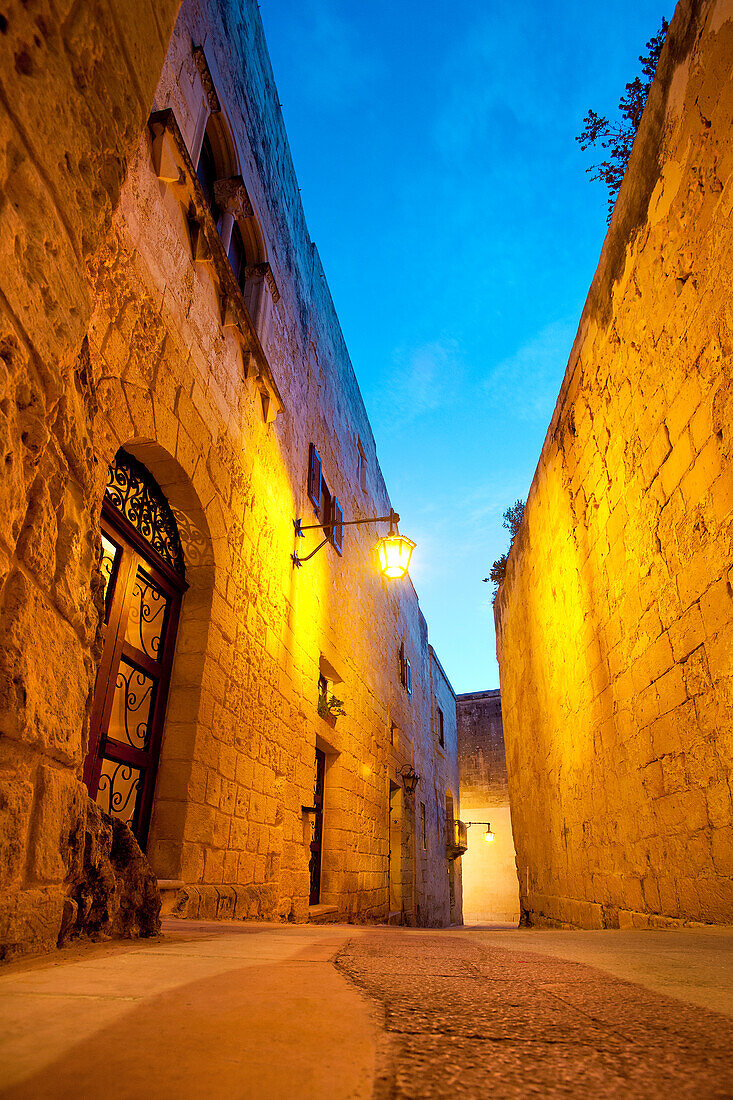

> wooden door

[{"left": 84, "top": 450, "right": 187, "bottom": 848}]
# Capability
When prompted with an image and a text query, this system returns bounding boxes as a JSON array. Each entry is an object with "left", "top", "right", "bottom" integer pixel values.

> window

[
  {"left": 437, "top": 706, "right": 445, "bottom": 748},
  {"left": 228, "top": 222, "right": 249, "bottom": 291},
  {"left": 399, "top": 642, "right": 412, "bottom": 696},
  {"left": 195, "top": 118, "right": 258, "bottom": 301},
  {"left": 196, "top": 130, "right": 220, "bottom": 219},
  {"left": 307, "top": 443, "right": 343, "bottom": 555},
  {"left": 357, "top": 438, "right": 367, "bottom": 492},
  {"left": 308, "top": 444, "right": 322, "bottom": 512},
  {"left": 421, "top": 802, "right": 427, "bottom": 851}
]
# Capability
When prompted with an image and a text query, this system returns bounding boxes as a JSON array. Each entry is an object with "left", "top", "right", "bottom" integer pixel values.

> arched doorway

[{"left": 84, "top": 449, "right": 187, "bottom": 848}]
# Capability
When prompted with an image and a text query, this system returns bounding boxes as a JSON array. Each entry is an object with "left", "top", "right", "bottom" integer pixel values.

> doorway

[
  {"left": 309, "top": 747, "right": 326, "bottom": 904},
  {"left": 388, "top": 781, "right": 402, "bottom": 913},
  {"left": 84, "top": 450, "right": 186, "bottom": 847}
]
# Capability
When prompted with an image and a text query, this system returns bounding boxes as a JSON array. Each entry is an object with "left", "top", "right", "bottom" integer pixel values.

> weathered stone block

[
  {"left": 0, "top": 768, "right": 34, "bottom": 885},
  {"left": 29, "top": 765, "right": 86, "bottom": 884},
  {"left": 0, "top": 570, "right": 89, "bottom": 764}
]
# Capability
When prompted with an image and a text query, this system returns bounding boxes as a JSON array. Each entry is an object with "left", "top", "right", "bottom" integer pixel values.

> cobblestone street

[
  {"left": 338, "top": 928, "right": 733, "bottom": 1098},
  {"left": 0, "top": 921, "right": 731, "bottom": 1098}
]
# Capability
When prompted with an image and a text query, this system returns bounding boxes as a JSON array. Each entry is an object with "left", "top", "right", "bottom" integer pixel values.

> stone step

[{"left": 308, "top": 904, "right": 340, "bottom": 924}]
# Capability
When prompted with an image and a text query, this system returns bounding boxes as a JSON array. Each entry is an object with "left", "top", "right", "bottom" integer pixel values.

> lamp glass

[
  {"left": 483, "top": 828, "right": 495, "bottom": 843},
  {"left": 375, "top": 533, "right": 416, "bottom": 579}
]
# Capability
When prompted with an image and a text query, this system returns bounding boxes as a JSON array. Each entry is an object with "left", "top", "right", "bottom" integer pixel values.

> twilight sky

[{"left": 259, "top": 0, "right": 672, "bottom": 694}]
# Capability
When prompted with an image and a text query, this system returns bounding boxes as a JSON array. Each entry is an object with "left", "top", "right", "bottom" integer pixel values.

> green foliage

[
  {"left": 577, "top": 18, "right": 668, "bottom": 221},
  {"left": 489, "top": 500, "right": 525, "bottom": 599},
  {"left": 318, "top": 692, "right": 346, "bottom": 720}
]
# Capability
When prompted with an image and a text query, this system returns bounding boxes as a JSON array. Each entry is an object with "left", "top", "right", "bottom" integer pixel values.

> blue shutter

[
  {"left": 308, "top": 444, "right": 322, "bottom": 513},
  {"left": 332, "top": 496, "right": 343, "bottom": 554}
]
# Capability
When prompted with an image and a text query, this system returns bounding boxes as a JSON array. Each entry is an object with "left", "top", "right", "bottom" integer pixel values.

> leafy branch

[
  {"left": 487, "top": 499, "right": 525, "bottom": 599},
  {"left": 318, "top": 693, "right": 346, "bottom": 720},
  {"left": 576, "top": 18, "right": 668, "bottom": 221}
]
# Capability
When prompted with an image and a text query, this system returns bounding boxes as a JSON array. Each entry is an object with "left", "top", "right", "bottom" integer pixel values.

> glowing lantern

[
  {"left": 375, "top": 532, "right": 416, "bottom": 580},
  {"left": 483, "top": 826, "right": 495, "bottom": 844}
]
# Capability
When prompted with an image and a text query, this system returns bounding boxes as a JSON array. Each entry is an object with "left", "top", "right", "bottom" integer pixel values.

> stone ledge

[
  {"left": 171, "top": 883, "right": 279, "bottom": 922},
  {"left": 524, "top": 892, "right": 728, "bottom": 931}
]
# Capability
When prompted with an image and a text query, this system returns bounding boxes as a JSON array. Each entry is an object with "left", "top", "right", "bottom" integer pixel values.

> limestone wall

[
  {"left": 0, "top": 0, "right": 459, "bottom": 954},
  {"left": 457, "top": 691, "right": 519, "bottom": 924},
  {"left": 428, "top": 647, "right": 462, "bottom": 925},
  {"left": 495, "top": 0, "right": 733, "bottom": 929},
  {"left": 0, "top": 0, "right": 182, "bottom": 957}
]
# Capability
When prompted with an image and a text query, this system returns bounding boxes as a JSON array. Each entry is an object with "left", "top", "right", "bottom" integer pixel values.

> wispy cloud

[
  {"left": 271, "top": 2, "right": 378, "bottom": 110},
  {"left": 375, "top": 338, "right": 464, "bottom": 430},
  {"left": 482, "top": 319, "right": 575, "bottom": 422}
]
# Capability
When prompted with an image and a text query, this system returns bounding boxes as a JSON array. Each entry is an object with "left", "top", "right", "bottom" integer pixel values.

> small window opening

[
  {"left": 228, "top": 222, "right": 248, "bottom": 290},
  {"left": 196, "top": 130, "right": 221, "bottom": 223},
  {"left": 399, "top": 643, "right": 412, "bottom": 697},
  {"left": 437, "top": 706, "right": 445, "bottom": 748},
  {"left": 357, "top": 439, "right": 367, "bottom": 492}
]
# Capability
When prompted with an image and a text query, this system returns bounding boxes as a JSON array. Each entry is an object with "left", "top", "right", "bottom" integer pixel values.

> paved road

[{"left": 0, "top": 920, "right": 731, "bottom": 1098}]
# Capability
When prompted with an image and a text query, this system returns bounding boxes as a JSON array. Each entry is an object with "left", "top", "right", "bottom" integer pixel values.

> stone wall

[
  {"left": 0, "top": 0, "right": 460, "bottom": 954},
  {"left": 0, "top": 0, "right": 182, "bottom": 957},
  {"left": 428, "top": 647, "right": 462, "bottom": 925},
  {"left": 495, "top": 0, "right": 733, "bottom": 929},
  {"left": 457, "top": 691, "right": 519, "bottom": 924}
]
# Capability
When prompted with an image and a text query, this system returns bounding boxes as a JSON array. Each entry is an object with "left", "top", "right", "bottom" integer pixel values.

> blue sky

[{"left": 260, "top": 0, "right": 672, "bottom": 693}]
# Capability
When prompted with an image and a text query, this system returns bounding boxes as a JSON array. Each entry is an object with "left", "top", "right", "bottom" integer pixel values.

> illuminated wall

[
  {"left": 458, "top": 691, "right": 519, "bottom": 925},
  {"left": 0, "top": 0, "right": 183, "bottom": 959},
  {"left": 0, "top": 0, "right": 460, "bottom": 956},
  {"left": 495, "top": 0, "right": 733, "bottom": 928}
]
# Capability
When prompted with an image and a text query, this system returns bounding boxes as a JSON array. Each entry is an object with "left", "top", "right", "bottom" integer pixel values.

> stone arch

[{"left": 109, "top": 438, "right": 216, "bottom": 882}]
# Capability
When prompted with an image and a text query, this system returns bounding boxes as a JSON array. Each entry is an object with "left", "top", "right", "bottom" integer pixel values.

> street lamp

[
  {"left": 399, "top": 764, "right": 420, "bottom": 794},
  {"left": 466, "top": 821, "right": 495, "bottom": 844},
  {"left": 293, "top": 507, "right": 415, "bottom": 579}
]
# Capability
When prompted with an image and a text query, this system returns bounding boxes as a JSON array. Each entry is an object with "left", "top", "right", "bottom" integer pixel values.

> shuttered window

[
  {"left": 399, "top": 643, "right": 413, "bottom": 697},
  {"left": 308, "top": 443, "right": 322, "bottom": 512},
  {"left": 332, "top": 497, "right": 343, "bottom": 555},
  {"left": 307, "top": 444, "right": 343, "bottom": 554}
]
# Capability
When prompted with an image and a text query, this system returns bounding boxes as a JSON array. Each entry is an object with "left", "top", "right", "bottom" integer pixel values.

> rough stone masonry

[
  {"left": 495, "top": 0, "right": 733, "bottom": 928},
  {"left": 0, "top": 0, "right": 462, "bottom": 959}
]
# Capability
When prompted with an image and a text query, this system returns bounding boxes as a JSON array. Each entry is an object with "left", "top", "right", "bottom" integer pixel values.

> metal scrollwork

[
  {"left": 128, "top": 574, "right": 167, "bottom": 660},
  {"left": 105, "top": 450, "right": 186, "bottom": 578},
  {"left": 97, "top": 762, "right": 141, "bottom": 823},
  {"left": 115, "top": 666, "right": 153, "bottom": 751}
]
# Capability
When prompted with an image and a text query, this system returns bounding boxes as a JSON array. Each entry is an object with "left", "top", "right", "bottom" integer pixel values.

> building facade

[
  {"left": 457, "top": 691, "right": 519, "bottom": 924},
  {"left": 0, "top": 0, "right": 460, "bottom": 956}
]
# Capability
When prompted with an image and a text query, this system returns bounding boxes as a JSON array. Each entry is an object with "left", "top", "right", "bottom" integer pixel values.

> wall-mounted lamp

[
  {"left": 466, "top": 821, "right": 495, "bottom": 844},
  {"left": 293, "top": 507, "right": 415, "bottom": 579},
  {"left": 399, "top": 764, "right": 420, "bottom": 795}
]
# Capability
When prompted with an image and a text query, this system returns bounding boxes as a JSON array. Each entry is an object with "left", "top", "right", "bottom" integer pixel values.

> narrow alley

[{"left": 1, "top": 920, "right": 731, "bottom": 1099}]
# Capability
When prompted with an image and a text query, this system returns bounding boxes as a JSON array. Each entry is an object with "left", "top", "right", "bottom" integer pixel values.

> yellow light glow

[
  {"left": 374, "top": 533, "right": 416, "bottom": 579},
  {"left": 483, "top": 829, "right": 495, "bottom": 844}
]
